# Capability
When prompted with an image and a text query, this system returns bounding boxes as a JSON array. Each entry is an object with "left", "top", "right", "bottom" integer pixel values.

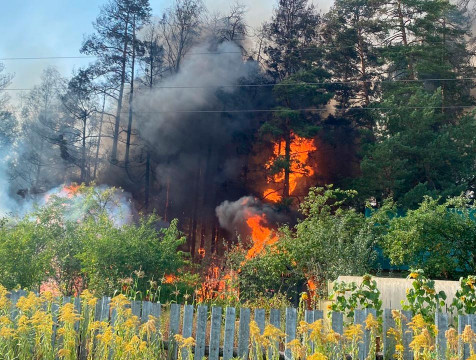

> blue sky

[{"left": 1, "top": 0, "right": 328, "bottom": 103}]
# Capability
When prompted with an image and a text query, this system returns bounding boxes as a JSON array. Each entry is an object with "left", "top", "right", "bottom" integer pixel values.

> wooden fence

[{"left": 6, "top": 290, "right": 476, "bottom": 360}]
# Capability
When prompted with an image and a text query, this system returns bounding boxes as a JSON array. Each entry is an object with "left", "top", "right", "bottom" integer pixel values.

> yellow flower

[
  {"left": 301, "top": 292, "right": 309, "bottom": 301},
  {"left": 263, "top": 324, "right": 285, "bottom": 340},
  {"left": 462, "top": 325, "right": 476, "bottom": 344},
  {"left": 395, "top": 344, "right": 405, "bottom": 352},
  {"left": 0, "top": 327, "right": 15, "bottom": 338},
  {"left": 308, "top": 352, "right": 328, "bottom": 360},
  {"left": 408, "top": 314, "right": 427, "bottom": 331},
  {"left": 326, "top": 330, "right": 341, "bottom": 344},
  {"left": 365, "top": 313, "right": 379, "bottom": 330},
  {"left": 57, "top": 349, "right": 71, "bottom": 357},
  {"left": 446, "top": 328, "right": 458, "bottom": 351},
  {"left": 59, "top": 302, "right": 81, "bottom": 324},
  {"left": 344, "top": 324, "right": 363, "bottom": 341},
  {"left": 409, "top": 272, "right": 419, "bottom": 279},
  {"left": 110, "top": 294, "right": 130, "bottom": 310},
  {"left": 409, "top": 328, "right": 433, "bottom": 352}
]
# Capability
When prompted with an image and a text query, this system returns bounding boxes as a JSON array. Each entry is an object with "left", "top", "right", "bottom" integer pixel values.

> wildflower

[
  {"left": 395, "top": 344, "right": 405, "bottom": 352},
  {"left": 110, "top": 294, "right": 130, "bottom": 310},
  {"left": 59, "top": 302, "right": 81, "bottom": 324},
  {"left": 300, "top": 292, "right": 309, "bottom": 301},
  {"left": 462, "top": 325, "right": 476, "bottom": 344},
  {"left": 0, "top": 327, "right": 15, "bottom": 338},
  {"left": 409, "top": 272, "right": 420, "bottom": 279},
  {"left": 326, "top": 330, "right": 341, "bottom": 344},
  {"left": 308, "top": 352, "right": 328, "bottom": 360},
  {"left": 408, "top": 314, "right": 427, "bottom": 331},
  {"left": 365, "top": 313, "right": 379, "bottom": 330},
  {"left": 446, "top": 328, "right": 458, "bottom": 352},
  {"left": 344, "top": 324, "right": 363, "bottom": 341},
  {"left": 263, "top": 324, "right": 285, "bottom": 340}
]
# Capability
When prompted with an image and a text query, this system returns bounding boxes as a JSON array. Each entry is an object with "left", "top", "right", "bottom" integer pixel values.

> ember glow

[
  {"left": 245, "top": 212, "right": 278, "bottom": 259},
  {"left": 263, "top": 133, "right": 317, "bottom": 202}
]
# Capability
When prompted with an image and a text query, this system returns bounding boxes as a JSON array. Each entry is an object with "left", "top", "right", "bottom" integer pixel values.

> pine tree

[{"left": 81, "top": 0, "right": 151, "bottom": 164}]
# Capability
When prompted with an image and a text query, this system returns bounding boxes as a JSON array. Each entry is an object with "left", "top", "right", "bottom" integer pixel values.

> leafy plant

[
  {"left": 451, "top": 276, "right": 476, "bottom": 316},
  {"left": 402, "top": 269, "right": 447, "bottom": 323},
  {"left": 329, "top": 274, "right": 382, "bottom": 320}
]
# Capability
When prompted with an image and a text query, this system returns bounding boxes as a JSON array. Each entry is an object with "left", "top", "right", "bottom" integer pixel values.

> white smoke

[{"left": 0, "top": 150, "right": 15, "bottom": 217}]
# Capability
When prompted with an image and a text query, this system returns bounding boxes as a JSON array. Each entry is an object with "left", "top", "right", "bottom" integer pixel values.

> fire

[
  {"left": 62, "top": 184, "right": 81, "bottom": 198},
  {"left": 245, "top": 213, "right": 278, "bottom": 259},
  {"left": 263, "top": 133, "right": 317, "bottom": 202}
]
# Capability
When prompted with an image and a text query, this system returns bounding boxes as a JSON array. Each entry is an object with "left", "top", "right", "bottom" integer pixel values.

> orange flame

[
  {"left": 263, "top": 134, "right": 317, "bottom": 202},
  {"left": 62, "top": 184, "right": 81, "bottom": 198},
  {"left": 245, "top": 213, "right": 278, "bottom": 259}
]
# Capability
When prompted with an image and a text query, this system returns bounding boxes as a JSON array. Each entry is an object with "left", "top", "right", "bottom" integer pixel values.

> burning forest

[{"left": 1, "top": 0, "right": 476, "bottom": 310}]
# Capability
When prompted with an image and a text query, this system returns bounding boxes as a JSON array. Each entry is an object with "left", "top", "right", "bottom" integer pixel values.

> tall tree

[
  {"left": 159, "top": 0, "right": 205, "bottom": 73},
  {"left": 14, "top": 67, "right": 65, "bottom": 194},
  {"left": 81, "top": 0, "right": 151, "bottom": 164},
  {"left": 0, "top": 62, "right": 13, "bottom": 110},
  {"left": 260, "top": 0, "right": 333, "bottom": 205},
  {"left": 61, "top": 69, "right": 99, "bottom": 184},
  {"left": 323, "top": 0, "right": 384, "bottom": 109}
]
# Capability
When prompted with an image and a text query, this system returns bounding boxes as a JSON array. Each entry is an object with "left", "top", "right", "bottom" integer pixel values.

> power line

[
  {"left": 0, "top": 41, "right": 458, "bottom": 61},
  {"left": 2, "top": 77, "right": 475, "bottom": 91},
  {"left": 9, "top": 105, "right": 474, "bottom": 116}
]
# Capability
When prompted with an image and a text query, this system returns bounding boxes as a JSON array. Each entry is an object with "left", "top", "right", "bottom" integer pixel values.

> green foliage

[
  {"left": 283, "top": 186, "right": 378, "bottom": 288},
  {"left": 0, "top": 185, "right": 189, "bottom": 299},
  {"left": 402, "top": 269, "right": 447, "bottom": 323},
  {"left": 451, "top": 276, "right": 476, "bottom": 316},
  {"left": 226, "top": 186, "right": 378, "bottom": 302},
  {"left": 0, "top": 217, "right": 52, "bottom": 290},
  {"left": 373, "top": 195, "right": 476, "bottom": 279},
  {"left": 357, "top": 88, "right": 476, "bottom": 209},
  {"left": 329, "top": 274, "right": 382, "bottom": 320}
]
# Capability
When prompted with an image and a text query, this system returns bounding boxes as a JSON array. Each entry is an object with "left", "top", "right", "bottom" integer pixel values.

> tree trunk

[
  {"left": 110, "top": 12, "right": 130, "bottom": 163},
  {"left": 397, "top": 0, "right": 415, "bottom": 79},
  {"left": 125, "top": 15, "right": 136, "bottom": 167},
  {"left": 81, "top": 113, "right": 88, "bottom": 184},
  {"left": 357, "top": 23, "right": 370, "bottom": 106},
  {"left": 93, "top": 93, "right": 106, "bottom": 180},
  {"left": 283, "top": 129, "right": 292, "bottom": 199}
]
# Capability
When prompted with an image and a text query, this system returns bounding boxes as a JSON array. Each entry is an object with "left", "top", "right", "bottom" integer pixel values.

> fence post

[
  {"left": 194, "top": 305, "right": 208, "bottom": 360},
  {"left": 238, "top": 308, "right": 251, "bottom": 360},
  {"left": 382, "top": 309, "right": 396, "bottom": 360},
  {"left": 180, "top": 305, "right": 194, "bottom": 360},
  {"left": 209, "top": 306, "right": 222, "bottom": 360},
  {"left": 354, "top": 309, "right": 366, "bottom": 360},
  {"left": 459, "top": 315, "right": 470, "bottom": 360},
  {"left": 223, "top": 307, "right": 236, "bottom": 360},
  {"left": 169, "top": 303, "right": 181, "bottom": 360},
  {"left": 268, "top": 309, "right": 281, "bottom": 360},
  {"left": 435, "top": 312, "right": 448, "bottom": 360},
  {"left": 285, "top": 307, "right": 297, "bottom": 360},
  {"left": 401, "top": 310, "right": 414, "bottom": 360}
]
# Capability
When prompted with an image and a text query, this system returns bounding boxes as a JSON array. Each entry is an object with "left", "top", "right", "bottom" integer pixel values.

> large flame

[
  {"left": 245, "top": 212, "right": 278, "bottom": 259},
  {"left": 263, "top": 134, "right": 317, "bottom": 202}
]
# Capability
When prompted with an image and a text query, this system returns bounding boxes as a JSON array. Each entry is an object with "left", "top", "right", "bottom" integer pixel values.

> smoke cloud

[
  {"left": 216, "top": 196, "right": 286, "bottom": 236},
  {"left": 132, "top": 41, "right": 267, "bottom": 222},
  {"left": 135, "top": 41, "right": 257, "bottom": 150}
]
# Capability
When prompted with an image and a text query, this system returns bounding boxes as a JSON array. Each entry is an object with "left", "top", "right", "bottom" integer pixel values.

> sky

[{"left": 0, "top": 0, "right": 331, "bottom": 104}]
